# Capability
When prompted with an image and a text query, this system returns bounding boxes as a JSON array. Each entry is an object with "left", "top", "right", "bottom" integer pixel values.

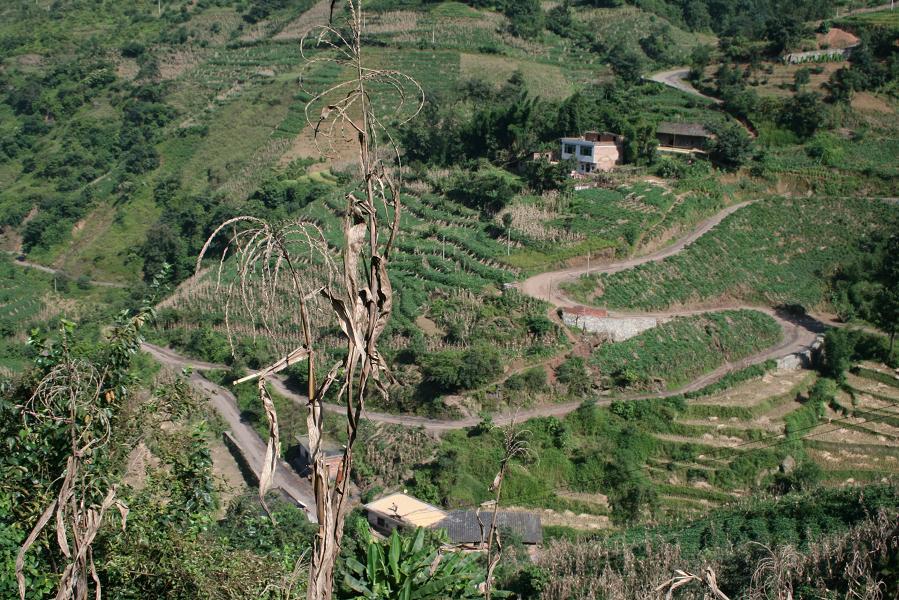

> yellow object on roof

[{"left": 363, "top": 493, "right": 447, "bottom": 528}]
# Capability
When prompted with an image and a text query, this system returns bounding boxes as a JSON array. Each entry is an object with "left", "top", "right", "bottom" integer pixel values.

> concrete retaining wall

[
  {"left": 776, "top": 336, "right": 824, "bottom": 370},
  {"left": 562, "top": 311, "right": 668, "bottom": 341},
  {"left": 784, "top": 46, "right": 854, "bottom": 64},
  {"left": 223, "top": 430, "right": 259, "bottom": 486}
]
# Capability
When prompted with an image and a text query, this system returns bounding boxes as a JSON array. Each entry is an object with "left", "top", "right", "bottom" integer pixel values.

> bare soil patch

[
  {"left": 116, "top": 58, "right": 139, "bottom": 81},
  {"left": 690, "top": 369, "right": 809, "bottom": 407},
  {"left": 851, "top": 92, "right": 895, "bottom": 114},
  {"left": 158, "top": 48, "right": 203, "bottom": 80},
  {"left": 816, "top": 28, "right": 860, "bottom": 49},
  {"left": 415, "top": 315, "right": 444, "bottom": 336},
  {"left": 846, "top": 372, "right": 899, "bottom": 402},
  {"left": 273, "top": 0, "right": 333, "bottom": 40},
  {"left": 654, "top": 433, "right": 744, "bottom": 448},
  {"left": 209, "top": 434, "right": 249, "bottom": 514},
  {"left": 277, "top": 118, "right": 359, "bottom": 170},
  {"left": 509, "top": 505, "right": 611, "bottom": 530}
]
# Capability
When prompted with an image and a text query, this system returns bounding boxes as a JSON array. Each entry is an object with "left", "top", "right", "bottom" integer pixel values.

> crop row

[
  {"left": 590, "top": 310, "right": 783, "bottom": 392},
  {"left": 567, "top": 197, "right": 897, "bottom": 311}
]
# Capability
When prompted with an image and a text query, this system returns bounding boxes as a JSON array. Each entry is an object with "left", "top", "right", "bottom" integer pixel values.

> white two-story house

[{"left": 560, "top": 131, "right": 624, "bottom": 174}]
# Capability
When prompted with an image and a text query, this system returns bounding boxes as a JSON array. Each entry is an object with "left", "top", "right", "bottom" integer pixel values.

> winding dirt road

[
  {"left": 139, "top": 198, "right": 838, "bottom": 434},
  {"left": 647, "top": 68, "right": 722, "bottom": 104},
  {"left": 5, "top": 252, "right": 127, "bottom": 289},
  {"left": 520, "top": 201, "right": 753, "bottom": 307},
  {"left": 141, "top": 344, "right": 317, "bottom": 519}
]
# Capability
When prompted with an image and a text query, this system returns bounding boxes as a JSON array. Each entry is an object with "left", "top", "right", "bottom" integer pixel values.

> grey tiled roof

[
  {"left": 657, "top": 121, "right": 711, "bottom": 137},
  {"left": 433, "top": 510, "right": 542, "bottom": 545}
]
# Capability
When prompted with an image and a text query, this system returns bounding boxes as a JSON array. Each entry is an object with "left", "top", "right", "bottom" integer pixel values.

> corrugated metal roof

[
  {"left": 434, "top": 510, "right": 542, "bottom": 545},
  {"left": 657, "top": 121, "right": 711, "bottom": 137}
]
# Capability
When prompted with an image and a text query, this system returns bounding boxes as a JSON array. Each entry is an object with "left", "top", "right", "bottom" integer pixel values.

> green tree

[
  {"left": 556, "top": 356, "right": 589, "bottom": 397},
  {"left": 608, "top": 43, "right": 644, "bottom": 83},
  {"left": 708, "top": 122, "right": 752, "bottom": 169},
  {"left": 504, "top": 0, "right": 544, "bottom": 39},
  {"left": 779, "top": 92, "right": 825, "bottom": 139},
  {"left": 794, "top": 67, "right": 811, "bottom": 90},
  {"left": 823, "top": 329, "right": 854, "bottom": 382}
]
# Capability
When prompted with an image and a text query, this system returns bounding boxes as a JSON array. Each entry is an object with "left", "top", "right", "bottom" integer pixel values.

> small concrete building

[
  {"left": 363, "top": 492, "right": 448, "bottom": 537},
  {"left": 560, "top": 131, "right": 624, "bottom": 174},
  {"left": 289, "top": 434, "right": 344, "bottom": 480},
  {"left": 656, "top": 122, "right": 713, "bottom": 153}
]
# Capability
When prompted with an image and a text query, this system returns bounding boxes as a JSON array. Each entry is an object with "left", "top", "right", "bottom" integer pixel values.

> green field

[
  {"left": 591, "top": 310, "right": 783, "bottom": 391},
  {"left": 504, "top": 181, "right": 726, "bottom": 271},
  {"left": 565, "top": 197, "right": 899, "bottom": 311}
]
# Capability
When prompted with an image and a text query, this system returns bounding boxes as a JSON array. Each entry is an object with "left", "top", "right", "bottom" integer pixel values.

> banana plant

[{"left": 340, "top": 527, "right": 491, "bottom": 600}]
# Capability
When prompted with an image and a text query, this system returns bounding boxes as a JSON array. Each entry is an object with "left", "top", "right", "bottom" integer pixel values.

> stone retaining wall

[
  {"left": 562, "top": 311, "right": 669, "bottom": 341},
  {"left": 784, "top": 46, "right": 855, "bottom": 64}
]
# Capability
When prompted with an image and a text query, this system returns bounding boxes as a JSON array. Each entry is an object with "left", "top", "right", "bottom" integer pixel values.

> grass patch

[
  {"left": 565, "top": 197, "right": 898, "bottom": 311},
  {"left": 591, "top": 310, "right": 783, "bottom": 392}
]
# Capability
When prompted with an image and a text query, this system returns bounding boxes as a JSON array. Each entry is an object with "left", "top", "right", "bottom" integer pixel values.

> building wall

[
  {"left": 561, "top": 141, "right": 621, "bottom": 173},
  {"left": 784, "top": 47, "right": 854, "bottom": 64},
  {"left": 657, "top": 133, "right": 708, "bottom": 150},
  {"left": 366, "top": 511, "right": 406, "bottom": 537}
]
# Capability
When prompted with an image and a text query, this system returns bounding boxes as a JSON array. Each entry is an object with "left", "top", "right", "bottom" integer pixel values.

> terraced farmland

[
  {"left": 646, "top": 370, "right": 813, "bottom": 518},
  {"left": 591, "top": 310, "right": 783, "bottom": 392},
  {"left": 565, "top": 197, "right": 899, "bottom": 311},
  {"left": 504, "top": 181, "right": 724, "bottom": 271}
]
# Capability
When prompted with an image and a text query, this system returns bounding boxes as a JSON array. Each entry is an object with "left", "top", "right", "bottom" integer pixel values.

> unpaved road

[
  {"left": 647, "top": 68, "right": 722, "bottom": 104},
  {"left": 140, "top": 200, "right": 827, "bottom": 434},
  {"left": 141, "top": 344, "right": 317, "bottom": 519},
  {"left": 520, "top": 201, "right": 753, "bottom": 307},
  {"left": 6, "top": 252, "right": 127, "bottom": 289}
]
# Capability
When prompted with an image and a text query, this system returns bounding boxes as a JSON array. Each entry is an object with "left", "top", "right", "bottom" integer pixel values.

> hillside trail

[
  {"left": 5, "top": 251, "right": 127, "bottom": 289},
  {"left": 139, "top": 197, "right": 830, "bottom": 433},
  {"left": 139, "top": 200, "right": 832, "bottom": 432},
  {"left": 647, "top": 68, "right": 722, "bottom": 104}
]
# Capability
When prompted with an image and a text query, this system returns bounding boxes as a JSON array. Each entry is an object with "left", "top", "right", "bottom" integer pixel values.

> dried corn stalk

[
  {"left": 15, "top": 342, "right": 129, "bottom": 600},
  {"left": 477, "top": 421, "right": 532, "bottom": 600},
  {"left": 197, "top": 2, "right": 423, "bottom": 598},
  {"left": 655, "top": 567, "right": 731, "bottom": 600}
]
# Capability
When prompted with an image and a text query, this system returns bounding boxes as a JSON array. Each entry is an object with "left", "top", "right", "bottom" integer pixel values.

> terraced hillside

[
  {"left": 400, "top": 362, "right": 896, "bottom": 523},
  {"left": 564, "top": 197, "right": 898, "bottom": 311},
  {"left": 503, "top": 181, "right": 724, "bottom": 271}
]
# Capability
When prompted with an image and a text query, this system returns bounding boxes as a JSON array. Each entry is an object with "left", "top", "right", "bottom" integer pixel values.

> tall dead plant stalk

[
  {"left": 476, "top": 421, "right": 532, "bottom": 600},
  {"left": 197, "top": 2, "right": 422, "bottom": 599},
  {"left": 15, "top": 299, "right": 156, "bottom": 600}
]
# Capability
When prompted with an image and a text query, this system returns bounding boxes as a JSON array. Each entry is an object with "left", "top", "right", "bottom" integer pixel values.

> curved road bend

[
  {"left": 647, "top": 68, "right": 722, "bottom": 104},
  {"left": 520, "top": 200, "right": 753, "bottom": 307},
  {"left": 141, "top": 344, "right": 317, "bottom": 520},
  {"left": 139, "top": 197, "right": 832, "bottom": 434}
]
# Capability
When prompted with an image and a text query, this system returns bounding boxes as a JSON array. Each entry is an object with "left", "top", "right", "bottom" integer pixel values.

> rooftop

[
  {"left": 656, "top": 121, "right": 712, "bottom": 138},
  {"left": 434, "top": 510, "right": 543, "bottom": 545},
  {"left": 296, "top": 434, "right": 343, "bottom": 457},
  {"left": 364, "top": 493, "right": 448, "bottom": 528},
  {"left": 561, "top": 131, "right": 622, "bottom": 144}
]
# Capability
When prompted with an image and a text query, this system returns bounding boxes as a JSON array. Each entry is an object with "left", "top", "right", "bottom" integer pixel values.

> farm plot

[
  {"left": 504, "top": 182, "right": 723, "bottom": 271},
  {"left": 565, "top": 197, "right": 898, "bottom": 311},
  {"left": 590, "top": 310, "right": 783, "bottom": 392}
]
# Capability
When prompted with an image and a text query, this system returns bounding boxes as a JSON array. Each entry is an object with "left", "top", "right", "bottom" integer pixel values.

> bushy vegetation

[
  {"left": 591, "top": 310, "right": 783, "bottom": 391},
  {"left": 529, "top": 484, "right": 899, "bottom": 600},
  {"left": 566, "top": 197, "right": 898, "bottom": 311}
]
